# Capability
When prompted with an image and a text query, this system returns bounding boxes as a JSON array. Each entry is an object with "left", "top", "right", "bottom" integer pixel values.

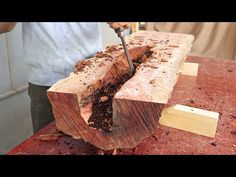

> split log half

[{"left": 47, "top": 31, "right": 194, "bottom": 150}]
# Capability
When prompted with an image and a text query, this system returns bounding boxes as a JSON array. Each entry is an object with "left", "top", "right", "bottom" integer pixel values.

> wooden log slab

[{"left": 47, "top": 31, "right": 194, "bottom": 150}]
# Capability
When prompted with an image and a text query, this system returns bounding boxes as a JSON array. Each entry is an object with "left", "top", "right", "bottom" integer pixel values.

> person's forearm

[{"left": 0, "top": 22, "right": 17, "bottom": 34}]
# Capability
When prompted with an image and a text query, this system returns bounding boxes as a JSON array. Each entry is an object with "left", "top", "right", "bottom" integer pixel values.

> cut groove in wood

[{"left": 159, "top": 104, "right": 219, "bottom": 138}]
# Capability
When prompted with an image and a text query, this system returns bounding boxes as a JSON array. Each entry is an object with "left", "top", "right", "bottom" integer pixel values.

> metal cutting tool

[{"left": 114, "top": 27, "right": 134, "bottom": 76}]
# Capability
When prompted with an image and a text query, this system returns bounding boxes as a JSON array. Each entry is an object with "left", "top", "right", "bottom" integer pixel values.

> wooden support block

[
  {"left": 131, "top": 22, "right": 139, "bottom": 33},
  {"left": 181, "top": 62, "right": 199, "bottom": 76},
  {"left": 159, "top": 104, "right": 219, "bottom": 138}
]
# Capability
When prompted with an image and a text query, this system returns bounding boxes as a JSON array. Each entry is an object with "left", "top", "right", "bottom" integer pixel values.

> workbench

[{"left": 7, "top": 56, "right": 236, "bottom": 155}]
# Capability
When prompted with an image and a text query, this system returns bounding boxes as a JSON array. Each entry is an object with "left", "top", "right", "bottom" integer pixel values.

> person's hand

[
  {"left": 108, "top": 22, "right": 131, "bottom": 29},
  {"left": 0, "top": 22, "right": 17, "bottom": 34}
]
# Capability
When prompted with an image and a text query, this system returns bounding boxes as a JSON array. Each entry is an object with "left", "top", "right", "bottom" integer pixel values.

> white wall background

[
  {"left": 0, "top": 23, "right": 32, "bottom": 154},
  {"left": 101, "top": 23, "right": 120, "bottom": 48},
  {"left": 0, "top": 22, "right": 120, "bottom": 154}
]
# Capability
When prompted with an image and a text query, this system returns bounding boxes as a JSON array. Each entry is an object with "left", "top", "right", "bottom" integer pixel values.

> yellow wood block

[
  {"left": 181, "top": 62, "right": 199, "bottom": 76},
  {"left": 159, "top": 104, "right": 219, "bottom": 138}
]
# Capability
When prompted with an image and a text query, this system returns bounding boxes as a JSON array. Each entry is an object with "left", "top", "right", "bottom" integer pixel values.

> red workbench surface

[{"left": 7, "top": 56, "right": 236, "bottom": 155}]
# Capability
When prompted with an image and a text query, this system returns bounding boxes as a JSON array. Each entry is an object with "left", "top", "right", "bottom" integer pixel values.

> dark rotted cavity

[
  {"left": 87, "top": 50, "right": 153, "bottom": 133},
  {"left": 88, "top": 74, "right": 132, "bottom": 133}
]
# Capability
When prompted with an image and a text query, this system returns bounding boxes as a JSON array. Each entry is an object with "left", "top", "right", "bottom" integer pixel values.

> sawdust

[{"left": 37, "top": 128, "right": 65, "bottom": 142}]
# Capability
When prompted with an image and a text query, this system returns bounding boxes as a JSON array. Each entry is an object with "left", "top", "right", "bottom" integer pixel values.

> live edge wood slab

[
  {"left": 47, "top": 31, "right": 194, "bottom": 150},
  {"left": 8, "top": 56, "right": 236, "bottom": 155}
]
